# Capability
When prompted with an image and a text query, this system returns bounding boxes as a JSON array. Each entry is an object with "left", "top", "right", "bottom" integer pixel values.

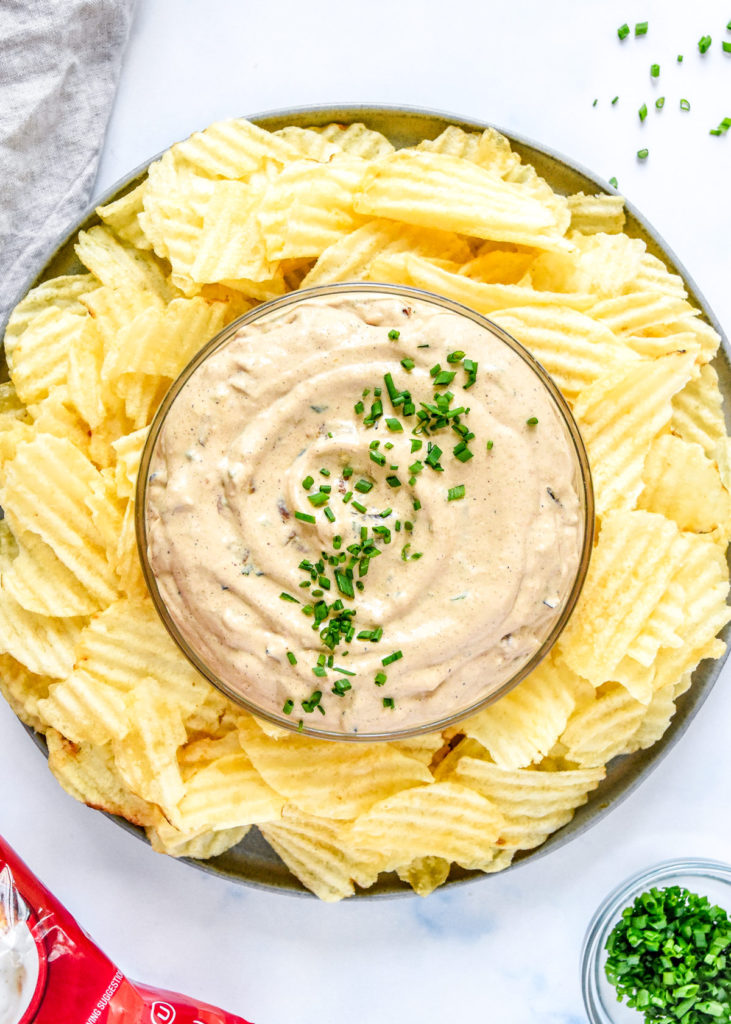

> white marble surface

[{"left": 3, "top": 1, "right": 731, "bottom": 1021}]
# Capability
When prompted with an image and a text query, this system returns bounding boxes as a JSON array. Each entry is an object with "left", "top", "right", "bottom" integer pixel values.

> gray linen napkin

[{"left": 0, "top": 0, "right": 137, "bottom": 330}]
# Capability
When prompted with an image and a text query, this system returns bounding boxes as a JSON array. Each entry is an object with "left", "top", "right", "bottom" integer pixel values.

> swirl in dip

[{"left": 143, "top": 289, "right": 587, "bottom": 737}]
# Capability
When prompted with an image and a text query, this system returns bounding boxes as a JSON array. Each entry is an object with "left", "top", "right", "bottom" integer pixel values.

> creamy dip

[{"left": 144, "top": 292, "right": 585, "bottom": 735}]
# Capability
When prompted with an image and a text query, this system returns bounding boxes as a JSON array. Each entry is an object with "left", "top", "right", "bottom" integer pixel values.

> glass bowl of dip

[
  {"left": 581, "top": 858, "right": 731, "bottom": 1024},
  {"left": 136, "top": 282, "right": 593, "bottom": 740}
]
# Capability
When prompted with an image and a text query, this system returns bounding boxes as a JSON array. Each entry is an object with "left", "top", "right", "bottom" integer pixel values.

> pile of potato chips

[{"left": 1, "top": 117, "right": 729, "bottom": 901}]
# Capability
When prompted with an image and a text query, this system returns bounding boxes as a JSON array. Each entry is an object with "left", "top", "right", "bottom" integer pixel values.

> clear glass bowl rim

[
  {"left": 581, "top": 857, "right": 731, "bottom": 1024},
  {"left": 136, "top": 281, "right": 595, "bottom": 742}
]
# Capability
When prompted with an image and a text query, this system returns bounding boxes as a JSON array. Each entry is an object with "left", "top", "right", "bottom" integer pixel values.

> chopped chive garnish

[
  {"left": 447, "top": 484, "right": 466, "bottom": 502},
  {"left": 413, "top": 499, "right": 421, "bottom": 511},
  {"left": 319, "top": 468, "right": 330, "bottom": 477},
  {"left": 650, "top": 63, "right": 659, "bottom": 77},
  {"left": 637, "top": 147, "right": 649, "bottom": 159},
  {"left": 446, "top": 350, "right": 465, "bottom": 363},
  {"left": 592, "top": 98, "right": 597, "bottom": 107},
  {"left": 331, "top": 679, "right": 351, "bottom": 696},
  {"left": 655, "top": 96, "right": 664, "bottom": 109},
  {"left": 386, "top": 475, "right": 401, "bottom": 488},
  {"left": 486, "top": 439, "right": 494, "bottom": 450},
  {"left": 333, "top": 535, "right": 342, "bottom": 549},
  {"left": 352, "top": 500, "right": 368, "bottom": 514},
  {"left": 433, "top": 370, "right": 456, "bottom": 386},
  {"left": 617, "top": 22, "right": 630, "bottom": 39},
  {"left": 724, "top": 41, "right": 731, "bottom": 53},
  {"left": 280, "top": 592, "right": 300, "bottom": 603},
  {"left": 698, "top": 34, "right": 712, "bottom": 54},
  {"left": 374, "top": 672, "right": 387, "bottom": 686},
  {"left": 608, "top": 176, "right": 618, "bottom": 188},
  {"left": 297, "top": 720, "right": 304, "bottom": 732},
  {"left": 355, "top": 479, "right": 374, "bottom": 493},
  {"left": 301, "top": 690, "right": 323, "bottom": 713},
  {"left": 384, "top": 442, "right": 394, "bottom": 450},
  {"left": 382, "top": 697, "right": 395, "bottom": 709},
  {"left": 335, "top": 571, "right": 354, "bottom": 598},
  {"left": 379, "top": 507, "right": 392, "bottom": 518},
  {"left": 370, "top": 440, "right": 380, "bottom": 449},
  {"left": 388, "top": 328, "right": 400, "bottom": 340},
  {"left": 429, "top": 363, "right": 441, "bottom": 377},
  {"left": 324, "top": 507, "right": 336, "bottom": 523},
  {"left": 342, "top": 466, "right": 354, "bottom": 479},
  {"left": 312, "top": 665, "right": 327, "bottom": 677},
  {"left": 354, "top": 401, "right": 364, "bottom": 414},
  {"left": 308, "top": 491, "right": 329, "bottom": 507},
  {"left": 287, "top": 651, "right": 297, "bottom": 665},
  {"left": 639, "top": 103, "right": 648, "bottom": 121},
  {"left": 386, "top": 417, "right": 403, "bottom": 432},
  {"left": 410, "top": 439, "right": 423, "bottom": 453},
  {"left": 400, "top": 357, "right": 415, "bottom": 370},
  {"left": 370, "top": 450, "right": 386, "bottom": 467},
  {"left": 526, "top": 416, "right": 539, "bottom": 426},
  {"left": 635, "top": 21, "right": 648, "bottom": 36},
  {"left": 283, "top": 699, "right": 294, "bottom": 714},
  {"left": 318, "top": 484, "right": 331, "bottom": 494},
  {"left": 302, "top": 475, "right": 314, "bottom": 489},
  {"left": 342, "top": 491, "right": 352, "bottom": 503},
  {"left": 680, "top": 99, "right": 690, "bottom": 111},
  {"left": 453, "top": 443, "right": 473, "bottom": 463},
  {"left": 374, "top": 387, "right": 382, "bottom": 397},
  {"left": 295, "top": 510, "right": 316, "bottom": 524},
  {"left": 611, "top": 96, "right": 619, "bottom": 105},
  {"left": 382, "top": 650, "right": 403, "bottom": 666}
]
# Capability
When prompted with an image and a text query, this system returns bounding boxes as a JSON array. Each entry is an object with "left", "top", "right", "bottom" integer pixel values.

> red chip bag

[{"left": 0, "top": 836, "right": 254, "bottom": 1024}]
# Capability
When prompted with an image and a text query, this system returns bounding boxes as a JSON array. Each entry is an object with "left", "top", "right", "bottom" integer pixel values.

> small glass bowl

[
  {"left": 582, "top": 858, "right": 731, "bottom": 1024},
  {"left": 136, "top": 282, "right": 594, "bottom": 741}
]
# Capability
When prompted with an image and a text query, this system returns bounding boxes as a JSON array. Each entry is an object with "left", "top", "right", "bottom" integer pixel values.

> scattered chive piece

[
  {"left": 342, "top": 466, "right": 354, "bottom": 479},
  {"left": 487, "top": 440, "right": 494, "bottom": 450},
  {"left": 447, "top": 350, "right": 465, "bottom": 363},
  {"left": 433, "top": 370, "right": 457, "bottom": 386},
  {"left": 374, "top": 387, "right": 382, "bottom": 397},
  {"left": 429, "top": 363, "right": 441, "bottom": 377},
  {"left": 698, "top": 34, "right": 712, "bottom": 54},
  {"left": 280, "top": 592, "right": 300, "bottom": 603},
  {"left": 724, "top": 42, "right": 731, "bottom": 53},
  {"left": 374, "top": 672, "right": 387, "bottom": 686},
  {"left": 384, "top": 442, "right": 394, "bottom": 450},
  {"left": 354, "top": 400, "right": 364, "bottom": 414},
  {"left": 410, "top": 439, "right": 423, "bottom": 453},
  {"left": 318, "top": 484, "right": 331, "bottom": 494},
  {"left": 677, "top": 53, "right": 683, "bottom": 62},
  {"left": 650, "top": 63, "right": 660, "bottom": 77},
  {"left": 382, "top": 650, "right": 403, "bottom": 666},
  {"left": 382, "top": 697, "right": 395, "bottom": 709},
  {"left": 302, "top": 475, "right": 314, "bottom": 489},
  {"left": 592, "top": 98, "right": 598, "bottom": 107},
  {"left": 370, "top": 450, "right": 386, "bottom": 467},
  {"left": 728, "top": 20, "right": 731, "bottom": 29},
  {"left": 388, "top": 328, "right": 400, "bottom": 340},
  {"left": 386, "top": 417, "right": 403, "bottom": 432},
  {"left": 635, "top": 21, "right": 648, "bottom": 36},
  {"left": 639, "top": 103, "right": 648, "bottom": 121},
  {"left": 611, "top": 96, "right": 619, "bottom": 105},
  {"left": 413, "top": 499, "right": 421, "bottom": 511},
  {"left": 608, "top": 176, "right": 618, "bottom": 188},
  {"left": 355, "top": 479, "right": 374, "bottom": 494},
  {"left": 342, "top": 491, "right": 352, "bottom": 504},
  {"left": 447, "top": 484, "right": 466, "bottom": 502},
  {"left": 637, "top": 148, "right": 649, "bottom": 159},
  {"left": 319, "top": 468, "right": 330, "bottom": 477},
  {"left": 386, "top": 475, "right": 401, "bottom": 488},
  {"left": 617, "top": 22, "right": 630, "bottom": 39},
  {"left": 282, "top": 699, "right": 294, "bottom": 714},
  {"left": 526, "top": 416, "right": 539, "bottom": 426},
  {"left": 352, "top": 500, "right": 367, "bottom": 514},
  {"left": 287, "top": 651, "right": 297, "bottom": 665},
  {"left": 295, "top": 511, "right": 316, "bottom": 524},
  {"left": 312, "top": 665, "right": 327, "bottom": 677},
  {"left": 335, "top": 570, "right": 354, "bottom": 598},
  {"left": 297, "top": 720, "right": 303, "bottom": 732},
  {"left": 324, "top": 507, "right": 336, "bottom": 523},
  {"left": 680, "top": 98, "right": 690, "bottom": 111},
  {"left": 400, "top": 357, "right": 415, "bottom": 370},
  {"left": 379, "top": 507, "right": 392, "bottom": 518},
  {"left": 655, "top": 96, "right": 665, "bottom": 109},
  {"left": 331, "top": 679, "right": 352, "bottom": 696},
  {"left": 308, "top": 491, "right": 329, "bottom": 507}
]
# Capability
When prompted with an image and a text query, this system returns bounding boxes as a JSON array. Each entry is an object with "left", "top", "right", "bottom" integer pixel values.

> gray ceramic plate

[{"left": 4, "top": 104, "right": 730, "bottom": 898}]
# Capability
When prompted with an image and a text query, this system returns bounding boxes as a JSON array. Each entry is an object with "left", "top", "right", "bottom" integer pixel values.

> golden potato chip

[
  {"left": 559, "top": 682, "right": 646, "bottom": 767},
  {"left": 458, "top": 249, "right": 534, "bottom": 285},
  {"left": 257, "top": 157, "right": 367, "bottom": 261},
  {"left": 46, "top": 729, "right": 157, "bottom": 827},
  {"left": 0, "top": 381, "right": 26, "bottom": 421},
  {"left": 671, "top": 363, "right": 726, "bottom": 456},
  {"left": 189, "top": 180, "right": 277, "bottom": 284},
  {"left": 311, "top": 121, "right": 395, "bottom": 159},
  {"left": 590, "top": 291, "right": 701, "bottom": 338},
  {"left": 0, "top": 652, "right": 52, "bottom": 732},
  {"left": 146, "top": 814, "right": 248, "bottom": 859},
  {"left": 572, "top": 349, "right": 697, "bottom": 514},
  {"left": 531, "top": 232, "right": 646, "bottom": 298},
  {"left": 390, "top": 732, "right": 447, "bottom": 767},
  {"left": 96, "top": 182, "right": 152, "bottom": 251},
  {"left": 349, "top": 781, "right": 504, "bottom": 870},
  {"left": 624, "top": 683, "right": 678, "bottom": 754},
  {"left": 1, "top": 435, "right": 120, "bottom": 603},
  {"left": 559, "top": 510, "right": 684, "bottom": 687},
  {"left": 177, "top": 731, "right": 243, "bottom": 778},
  {"left": 238, "top": 715, "right": 432, "bottom": 819},
  {"left": 75, "top": 226, "right": 175, "bottom": 302},
  {"left": 6, "top": 308, "right": 86, "bottom": 405},
  {"left": 66, "top": 318, "right": 106, "bottom": 429},
  {"left": 416, "top": 125, "right": 483, "bottom": 161},
  {"left": 459, "top": 651, "right": 589, "bottom": 769},
  {"left": 272, "top": 126, "right": 342, "bottom": 162},
  {"left": 1, "top": 530, "right": 101, "bottom": 617},
  {"left": 261, "top": 805, "right": 386, "bottom": 902},
  {"left": 396, "top": 856, "right": 451, "bottom": 896},
  {"left": 3, "top": 274, "right": 96, "bottom": 356},
  {"left": 355, "top": 149, "right": 572, "bottom": 251},
  {"left": 23, "top": 392, "right": 92, "bottom": 458},
  {"left": 112, "top": 427, "right": 148, "bottom": 499},
  {"left": 38, "top": 670, "right": 129, "bottom": 745},
  {"left": 635, "top": 252, "right": 687, "bottom": 299},
  {"left": 173, "top": 117, "right": 300, "bottom": 179},
  {"left": 490, "top": 305, "right": 634, "bottom": 401},
  {"left": 567, "top": 192, "right": 625, "bottom": 235},
  {"left": 368, "top": 252, "right": 594, "bottom": 315},
  {"left": 175, "top": 752, "right": 284, "bottom": 832},
  {"left": 0, "top": 589, "right": 85, "bottom": 678},
  {"left": 638, "top": 433, "right": 731, "bottom": 534}
]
